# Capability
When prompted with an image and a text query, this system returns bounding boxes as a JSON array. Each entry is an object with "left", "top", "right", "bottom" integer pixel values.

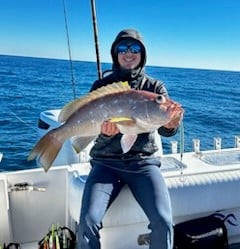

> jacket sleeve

[
  {"left": 92, "top": 133, "right": 113, "bottom": 147},
  {"left": 158, "top": 126, "right": 178, "bottom": 137}
]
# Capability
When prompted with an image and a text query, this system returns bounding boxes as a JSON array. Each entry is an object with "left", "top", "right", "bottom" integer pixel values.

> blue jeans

[{"left": 78, "top": 158, "right": 173, "bottom": 249}]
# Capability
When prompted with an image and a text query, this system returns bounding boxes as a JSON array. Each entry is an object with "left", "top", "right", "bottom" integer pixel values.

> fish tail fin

[{"left": 28, "top": 129, "right": 64, "bottom": 172}]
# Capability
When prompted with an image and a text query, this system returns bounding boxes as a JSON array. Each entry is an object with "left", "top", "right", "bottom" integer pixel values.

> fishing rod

[
  {"left": 90, "top": 0, "right": 102, "bottom": 80},
  {"left": 62, "top": 0, "right": 77, "bottom": 99}
]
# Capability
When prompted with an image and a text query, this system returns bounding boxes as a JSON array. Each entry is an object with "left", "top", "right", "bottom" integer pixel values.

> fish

[{"left": 28, "top": 81, "right": 183, "bottom": 172}]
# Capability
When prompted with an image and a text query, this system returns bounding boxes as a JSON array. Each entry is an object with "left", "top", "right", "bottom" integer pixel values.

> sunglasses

[{"left": 117, "top": 44, "right": 141, "bottom": 54}]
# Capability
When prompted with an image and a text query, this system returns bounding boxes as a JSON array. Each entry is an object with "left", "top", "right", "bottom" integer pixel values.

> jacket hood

[{"left": 110, "top": 29, "right": 147, "bottom": 81}]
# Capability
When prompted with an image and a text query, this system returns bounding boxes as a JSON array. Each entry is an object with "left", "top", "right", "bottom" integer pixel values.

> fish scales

[
  {"left": 63, "top": 90, "right": 157, "bottom": 136},
  {"left": 28, "top": 82, "right": 183, "bottom": 172}
]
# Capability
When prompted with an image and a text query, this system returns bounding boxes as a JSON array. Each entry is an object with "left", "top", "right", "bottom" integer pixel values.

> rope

[
  {"left": 179, "top": 120, "right": 185, "bottom": 181},
  {"left": 62, "top": 0, "right": 77, "bottom": 99},
  {"left": 180, "top": 120, "right": 184, "bottom": 161}
]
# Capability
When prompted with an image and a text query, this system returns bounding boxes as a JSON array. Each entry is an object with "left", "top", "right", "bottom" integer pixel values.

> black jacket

[
  {"left": 89, "top": 72, "right": 178, "bottom": 160},
  {"left": 89, "top": 29, "right": 178, "bottom": 160}
]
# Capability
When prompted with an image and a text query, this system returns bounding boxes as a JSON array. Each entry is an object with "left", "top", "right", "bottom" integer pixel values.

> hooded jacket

[{"left": 89, "top": 29, "right": 178, "bottom": 160}]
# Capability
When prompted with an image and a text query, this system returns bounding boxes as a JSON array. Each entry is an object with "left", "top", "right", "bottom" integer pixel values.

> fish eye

[{"left": 156, "top": 95, "right": 166, "bottom": 104}]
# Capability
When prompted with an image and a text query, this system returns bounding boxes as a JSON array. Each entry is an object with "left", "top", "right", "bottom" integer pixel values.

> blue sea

[{"left": 0, "top": 54, "right": 239, "bottom": 172}]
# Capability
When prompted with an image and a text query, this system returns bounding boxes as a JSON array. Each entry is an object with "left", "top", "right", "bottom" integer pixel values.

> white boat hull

[{"left": 1, "top": 148, "right": 240, "bottom": 248}]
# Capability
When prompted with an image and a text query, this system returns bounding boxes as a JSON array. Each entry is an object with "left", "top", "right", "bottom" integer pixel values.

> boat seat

[
  {"left": 69, "top": 167, "right": 240, "bottom": 227},
  {"left": 69, "top": 172, "right": 148, "bottom": 226}
]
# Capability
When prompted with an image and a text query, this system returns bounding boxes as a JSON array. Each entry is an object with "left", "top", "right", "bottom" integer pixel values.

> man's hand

[
  {"left": 101, "top": 121, "right": 120, "bottom": 136},
  {"left": 164, "top": 113, "right": 183, "bottom": 129}
]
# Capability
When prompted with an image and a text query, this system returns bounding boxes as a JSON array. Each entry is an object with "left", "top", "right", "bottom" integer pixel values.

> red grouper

[{"left": 28, "top": 81, "right": 184, "bottom": 172}]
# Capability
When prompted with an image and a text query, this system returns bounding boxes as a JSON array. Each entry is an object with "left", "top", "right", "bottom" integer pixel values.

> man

[{"left": 78, "top": 28, "right": 182, "bottom": 249}]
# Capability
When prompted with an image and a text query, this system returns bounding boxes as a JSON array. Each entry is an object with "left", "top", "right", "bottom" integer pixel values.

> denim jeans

[{"left": 78, "top": 158, "right": 173, "bottom": 249}]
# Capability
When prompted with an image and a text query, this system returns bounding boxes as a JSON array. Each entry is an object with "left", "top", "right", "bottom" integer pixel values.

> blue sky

[{"left": 1, "top": 0, "right": 240, "bottom": 71}]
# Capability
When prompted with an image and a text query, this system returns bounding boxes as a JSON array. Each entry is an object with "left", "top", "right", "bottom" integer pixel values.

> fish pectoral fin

[
  {"left": 117, "top": 120, "right": 150, "bottom": 135},
  {"left": 120, "top": 134, "right": 138, "bottom": 153},
  {"left": 71, "top": 136, "right": 96, "bottom": 153},
  {"left": 109, "top": 117, "right": 135, "bottom": 125}
]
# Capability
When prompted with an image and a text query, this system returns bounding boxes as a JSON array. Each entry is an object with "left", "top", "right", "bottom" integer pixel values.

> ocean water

[{"left": 0, "top": 54, "right": 239, "bottom": 172}]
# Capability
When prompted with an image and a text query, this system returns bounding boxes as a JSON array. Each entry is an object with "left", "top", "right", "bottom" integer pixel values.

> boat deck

[
  {"left": 20, "top": 241, "right": 240, "bottom": 249},
  {"left": 21, "top": 242, "right": 38, "bottom": 249}
]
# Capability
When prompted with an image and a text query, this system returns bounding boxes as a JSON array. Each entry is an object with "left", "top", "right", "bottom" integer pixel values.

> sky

[{"left": 1, "top": 0, "right": 240, "bottom": 71}]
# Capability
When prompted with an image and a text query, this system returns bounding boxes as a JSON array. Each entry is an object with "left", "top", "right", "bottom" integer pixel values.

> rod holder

[
  {"left": 170, "top": 141, "right": 178, "bottom": 154},
  {"left": 192, "top": 139, "right": 201, "bottom": 153},
  {"left": 235, "top": 135, "right": 240, "bottom": 148},
  {"left": 214, "top": 137, "right": 222, "bottom": 150}
]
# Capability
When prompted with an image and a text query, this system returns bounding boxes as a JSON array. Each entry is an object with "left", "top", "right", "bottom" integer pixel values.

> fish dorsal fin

[{"left": 58, "top": 81, "right": 130, "bottom": 122}]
